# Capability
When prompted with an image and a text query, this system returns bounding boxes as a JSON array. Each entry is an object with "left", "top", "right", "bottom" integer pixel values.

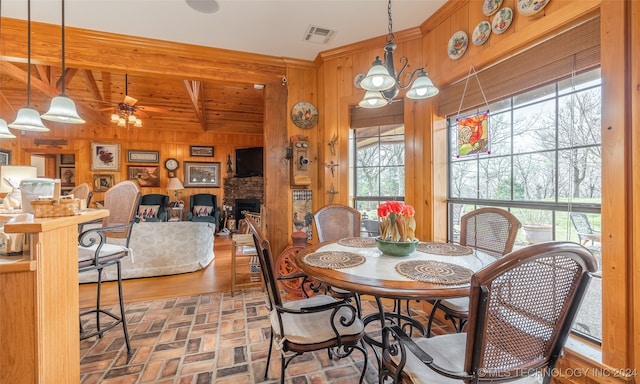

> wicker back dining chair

[
  {"left": 245, "top": 215, "right": 367, "bottom": 384},
  {"left": 69, "top": 182, "right": 93, "bottom": 207},
  {"left": 426, "top": 207, "right": 521, "bottom": 336},
  {"left": 313, "top": 204, "right": 361, "bottom": 242},
  {"left": 78, "top": 180, "right": 141, "bottom": 360},
  {"left": 381, "top": 241, "right": 597, "bottom": 384},
  {"left": 313, "top": 204, "right": 362, "bottom": 312}
]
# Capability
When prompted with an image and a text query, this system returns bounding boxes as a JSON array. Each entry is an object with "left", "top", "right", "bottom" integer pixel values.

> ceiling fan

[{"left": 100, "top": 74, "right": 167, "bottom": 127}]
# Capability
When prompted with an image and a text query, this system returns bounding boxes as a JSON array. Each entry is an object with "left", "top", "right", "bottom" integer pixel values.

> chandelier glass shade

[{"left": 356, "top": 0, "right": 439, "bottom": 109}]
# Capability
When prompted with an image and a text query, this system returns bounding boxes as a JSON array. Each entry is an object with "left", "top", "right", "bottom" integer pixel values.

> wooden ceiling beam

[{"left": 184, "top": 80, "right": 207, "bottom": 130}]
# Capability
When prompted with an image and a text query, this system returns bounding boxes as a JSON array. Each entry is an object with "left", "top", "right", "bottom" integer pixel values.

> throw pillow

[
  {"left": 138, "top": 205, "right": 160, "bottom": 219},
  {"left": 193, "top": 205, "right": 213, "bottom": 217}
]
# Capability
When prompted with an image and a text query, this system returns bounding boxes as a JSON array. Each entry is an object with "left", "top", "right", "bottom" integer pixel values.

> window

[
  {"left": 447, "top": 68, "right": 602, "bottom": 342},
  {"left": 352, "top": 123, "right": 405, "bottom": 222}
]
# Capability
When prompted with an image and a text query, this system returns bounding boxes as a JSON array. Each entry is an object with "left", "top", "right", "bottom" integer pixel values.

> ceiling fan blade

[
  {"left": 99, "top": 107, "right": 116, "bottom": 111},
  {"left": 136, "top": 109, "right": 150, "bottom": 118},
  {"left": 124, "top": 95, "right": 138, "bottom": 105},
  {"left": 137, "top": 105, "right": 168, "bottom": 113}
]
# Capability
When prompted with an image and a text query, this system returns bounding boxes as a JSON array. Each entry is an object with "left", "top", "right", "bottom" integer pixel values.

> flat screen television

[{"left": 235, "top": 147, "right": 264, "bottom": 177}]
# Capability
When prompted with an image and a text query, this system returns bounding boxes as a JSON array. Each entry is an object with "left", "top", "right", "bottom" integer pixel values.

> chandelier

[
  {"left": 355, "top": 0, "right": 439, "bottom": 108},
  {"left": 111, "top": 103, "right": 142, "bottom": 127}
]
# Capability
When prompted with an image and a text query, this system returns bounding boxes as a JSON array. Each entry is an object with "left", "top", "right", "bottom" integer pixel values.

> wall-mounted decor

[
  {"left": 472, "top": 21, "right": 491, "bottom": 46},
  {"left": 127, "top": 150, "right": 159, "bottom": 163},
  {"left": 128, "top": 165, "right": 160, "bottom": 187},
  {"left": 517, "top": 0, "right": 550, "bottom": 16},
  {"left": 0, "top": 150, "right": 11, "bottom": 165},
  {"left": 291, "top": 101, "right": 318, "bottom": 129},
  {"left": 59, "top": 166, "right": 75, "bottom": 188},
  {"left": 91, "top": 142, "right": 121, "bottom": 171},
  {"left": 448, "top": 31, "right": 468, "bottom": 60},
  {"left": 60, "top": 153, "right": 75, "bottom": 165},
  {"left": 492, "top": 7, "right": 514, "bottom": 35},
  {"left": 190, "top": 146, "right": 214, "bottom": 157},
  {"left": 183, "top": 161, "right": 220, "bottom": 188},
  {"left": 483, "top": 0, "right": 503, "bottom": 16},
  {"left": 93, "top": 174, "right": 114, "bottom": 192}
]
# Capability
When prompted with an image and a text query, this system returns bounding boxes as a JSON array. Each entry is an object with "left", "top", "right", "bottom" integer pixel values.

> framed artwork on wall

[
  {"left": 0, "top": 150, "right": 11, "bottom": 165},
  {"left": 59, "top": 166, "right": 75, "bottom": 187},
  {"left": 183, "top": 161, "right": 221, "bottom": 188},
  {"left": 190, "top": 146, "right": 214, "bottom": 157},
  {"left": 91, "top": 142, "right": 121, "bottom": 171},
  {"left": 93, "top": 174, "right": 114, "bottom": 192},
  {"left": 128, "top": 165, "right": 160, "bottom": 187},
  {"left": 127, "top": 150, "right": 160, "bottom": 163}
]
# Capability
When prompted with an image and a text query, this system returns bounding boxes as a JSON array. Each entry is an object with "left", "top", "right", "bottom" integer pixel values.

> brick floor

[{"left": 80, "top": 289, "right": 453, "bottom": 383}]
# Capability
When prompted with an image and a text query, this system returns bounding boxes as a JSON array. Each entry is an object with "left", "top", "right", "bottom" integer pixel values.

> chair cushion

[
  {"left": 138, "top": 205, "right": 160, "bottom": 219},
  {"left": 193, "top": 205, "right": 214, "bottom": 217},
  {"left": 400, "top": 333, "right": 541, "bottom": 384},
  {"left": 270, "top": 295, "right": 363, "bottom": 345},
  {"left": 440, "top": 297, "right": 469, "bottom": 312},
  {"left": 78, "top": 243, "right": 130, "bottom": 268}
]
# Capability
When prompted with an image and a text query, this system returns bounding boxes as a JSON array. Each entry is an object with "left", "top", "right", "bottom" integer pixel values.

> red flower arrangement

[{"left": 377, "top": 201, "right": 417, "bottom": 242}]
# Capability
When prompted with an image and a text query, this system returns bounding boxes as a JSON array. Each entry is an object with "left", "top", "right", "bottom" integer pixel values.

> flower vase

[{"left": 375, "top": 237, "right": 419, "bottom": 257}]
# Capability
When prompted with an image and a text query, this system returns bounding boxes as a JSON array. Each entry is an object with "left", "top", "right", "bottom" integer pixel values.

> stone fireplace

[{"left": 223, "top": 176, "right": 264, "bottom": 228}]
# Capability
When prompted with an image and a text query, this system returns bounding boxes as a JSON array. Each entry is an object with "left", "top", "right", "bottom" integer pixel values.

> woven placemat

[
  {"left": 417, "top": 242, "right": 473, "bottom": 256},
  {"left": 302, "top": 251, "right": 366, "bottom": 269},
  {"left": 395, "top": 260, "right": 473, "bottom": 285},
  {"left": 337, "top": 237, "right": 377, "bottom": 248}
]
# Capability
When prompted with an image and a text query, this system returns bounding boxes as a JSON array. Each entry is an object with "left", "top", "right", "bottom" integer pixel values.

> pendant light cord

[
  {"left": 61, "top": 0, "right": 66, "bottom": 94},
  {"left": 386, "top": 0, "right": 394, "bottom": 43},
  {"left": 27, "top": 0, "right": 32, "bottom": 106}
]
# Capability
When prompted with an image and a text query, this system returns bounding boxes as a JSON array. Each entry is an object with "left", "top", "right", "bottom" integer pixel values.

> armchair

[
  {"left": 138, "top": 194, "right": 170, "bottom": 222},
  {"left": 186, "top": 193, "right": 221, "bottom": 228}
]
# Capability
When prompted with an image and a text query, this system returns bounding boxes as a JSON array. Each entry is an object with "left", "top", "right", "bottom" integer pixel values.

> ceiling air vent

[{"left": 303, "top": 25, "right": 336, "bottom": 44}]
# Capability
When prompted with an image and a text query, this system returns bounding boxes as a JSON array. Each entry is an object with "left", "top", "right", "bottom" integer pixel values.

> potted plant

[
  {"left": 376, "top": 201, "right": 419, "bottom": 256},
  {"left": 519, "top": 209, "right": 553, "bottom": 244}
]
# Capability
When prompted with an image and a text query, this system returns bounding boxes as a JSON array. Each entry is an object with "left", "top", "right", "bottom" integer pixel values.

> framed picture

[
  {"left": 183, "top": 161, "right": 221, "bottom": 188},
  {"left": 59, "top": 166, "right": 75, "bottom": 187},
  {"left": 127, "top": 150, "right": 160, "bottom": 163},
  {"left": 190, "top": 145, "right": 214, "bottom": 157},
  {"left": 60, "top": 153, "right": 75, "bottom": 165},
  {"left": 93, "top": 174, "right": 114, "bottom": 192},
  {"left": 128, "top": 165, "right": 160, "bottom": 187},
  {"left": 0, "top": 150, "right": 11, "bottom": 165},
  {"left": 91, "top": 142, "right": 121, "bottom": 171}
]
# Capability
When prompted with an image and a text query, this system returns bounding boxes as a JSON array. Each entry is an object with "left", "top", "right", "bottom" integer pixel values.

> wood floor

[{"left": 79, "top": 235, "right": 236, "bottom": 309}]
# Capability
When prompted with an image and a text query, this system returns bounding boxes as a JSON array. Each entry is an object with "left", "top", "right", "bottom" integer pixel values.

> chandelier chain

[{"left": 387, "top": 0, "right": 394, "bottom": 43}]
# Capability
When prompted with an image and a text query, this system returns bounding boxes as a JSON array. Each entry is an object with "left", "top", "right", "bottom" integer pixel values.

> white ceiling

[{"left": 2, "top": 0, "right": 447, "bottom": 61}]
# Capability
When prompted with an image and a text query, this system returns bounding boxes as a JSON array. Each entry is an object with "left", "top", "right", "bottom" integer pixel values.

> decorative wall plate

[
  {"left": 482, "top": 0, "right": 503, "bottom": 16},
  {"left": 517, "top": 0, "right": 551, "bottom": 16},
  {"left": 447, "top": 31, "right": 469, "bottom": 60},
  {"left": 492, "top": 7, "right": 514, "bottom": 35},
  {"left": 472, "top": 21, "right": 492, "bottom": 45},
  {"left": 291, "top": 101, "right": 318, "bottom": 129}
]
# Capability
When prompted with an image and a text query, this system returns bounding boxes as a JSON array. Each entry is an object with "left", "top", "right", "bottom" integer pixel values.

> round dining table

[{"left": 295, "top": 237, "right": 495, "bottom": 301}]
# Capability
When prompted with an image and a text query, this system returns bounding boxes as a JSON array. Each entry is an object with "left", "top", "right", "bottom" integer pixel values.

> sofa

[{"left": 79, "top": 221, "right": 215, "bottom": 282}]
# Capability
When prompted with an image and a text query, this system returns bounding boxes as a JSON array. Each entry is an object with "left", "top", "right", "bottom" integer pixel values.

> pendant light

[
  {"left": 0, "top": 2, "right": 16, "bottom": 138},
  {"left": 8, "top": 0, "right": 49, "bottom": 131},
  {"left": 41, "top": 0, "right": 85, "bottom": 124},
  {"left": 355, "top": 0, "right": 439, "bottom": 108}
]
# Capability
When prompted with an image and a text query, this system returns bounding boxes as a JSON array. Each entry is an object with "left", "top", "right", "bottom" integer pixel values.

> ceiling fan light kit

[
  {"left": 355, "top": 0, "right": 439, "bottom": 109},
  {"left": 41, "top": 0, "right": 85, "bottom": 125},
  {"left": 0, "top": 119, "right": 17, "bottom": 139}
]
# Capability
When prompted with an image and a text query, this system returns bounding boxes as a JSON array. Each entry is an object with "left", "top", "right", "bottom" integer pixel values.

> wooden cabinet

[{"left": 0, "top": 210, "right": 108, "bottom": 383}]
